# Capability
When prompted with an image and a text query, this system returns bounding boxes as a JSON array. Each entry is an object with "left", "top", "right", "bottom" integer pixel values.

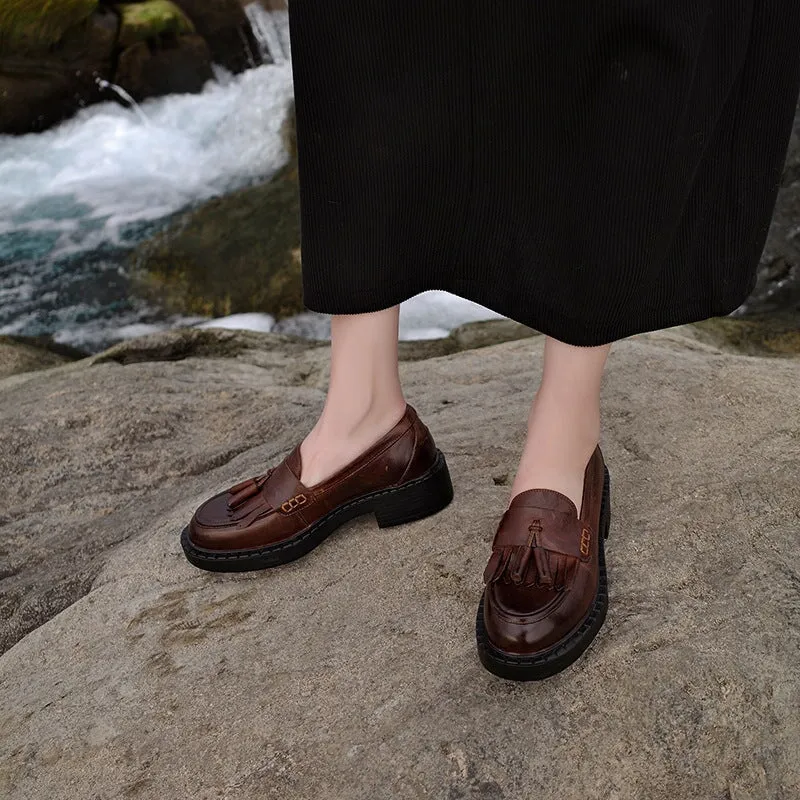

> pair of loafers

[{"left": 181, "top": 402, "right": 610, "bottom": 680}]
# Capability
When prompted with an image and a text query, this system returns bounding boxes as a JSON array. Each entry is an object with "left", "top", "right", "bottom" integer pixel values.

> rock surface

[
  {"left": 115, "top": 31, "right": 213, "bottom": 101},
  {"left": 1, "top": 319, "right": 798, "bottom": 799},
  {"left": 0, "top": 334, "right": 86, "bottom": 379},
  {"left": 0, "top": 0, "right": 98, "bottom": 52},
  {"left": 691, "top": 312, "right": 800, "bottom": 356},
  {"left": 0, "top": 4, "right": 119, "bottom": 134},
  {"left": 176, "top": 0, "right": 263, "bottom": 74}
]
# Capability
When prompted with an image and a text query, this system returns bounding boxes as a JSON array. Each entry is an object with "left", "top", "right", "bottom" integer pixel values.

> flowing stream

[{"left": 0, "top": 6, "right": 503, "bottom": 352}]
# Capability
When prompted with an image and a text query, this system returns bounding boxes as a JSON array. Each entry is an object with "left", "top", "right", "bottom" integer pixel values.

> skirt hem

[{"left": 301, "top": 271, "right": 758, "bottom": 348}]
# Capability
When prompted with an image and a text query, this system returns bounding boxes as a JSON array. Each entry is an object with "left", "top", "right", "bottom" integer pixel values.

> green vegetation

[
  {"left": 0, "top": 0, "right": 98, "bottom": 53},
  {"left": 115, "top": 1, "right": 194, "bottom": 47}
]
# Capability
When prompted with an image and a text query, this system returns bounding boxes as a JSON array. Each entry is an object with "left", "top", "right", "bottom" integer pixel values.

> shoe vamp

[
  {"left": 490, "top": 571, "right": 597, "bottom": 629},
  {"left": 490, "top": 581, "right": 567, "bottom": 622},
  {"left": 194, "top": 491, "right": 269, "bottom": 527}
]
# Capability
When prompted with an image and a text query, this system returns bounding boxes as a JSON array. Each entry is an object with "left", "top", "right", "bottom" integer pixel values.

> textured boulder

[
  {"left": 0, "top": 319, "right": 798, "bottom": 799},
  {"left": 0, "top": 335, "right": 86, "bottom": 379},
  {"left": 112, "top": 1, "right": 214, "bottom": 101},
  {"left": 691, "top": 312, "right": 800, "bottom": 356}
]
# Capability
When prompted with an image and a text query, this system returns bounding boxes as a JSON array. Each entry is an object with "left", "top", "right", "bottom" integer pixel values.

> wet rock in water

[
  {"left": 111, "top": 2, "right": 214, "bottom": 99},
  {"left": 0, "top": 4, "right": 119, "bottom": 134},
  {"left": 130, "top": 98, "right": 303, "bottom": 320},
  {"left": 115, "top": 33, "right": 213, "bottom": 100},
  {"left": 0, "top": 0, "right": 266, "bottom": 133},
  {"left": 173, "top": 0, "right": 263, "bottom": 74},
  {"left": 0, "top": 0, "right": 99, "bottom": 52}
]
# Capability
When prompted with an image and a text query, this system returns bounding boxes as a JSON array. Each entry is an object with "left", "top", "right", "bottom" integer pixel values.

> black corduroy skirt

[{"left": 286, "top": 2, "right": 800, "bottom": 346}]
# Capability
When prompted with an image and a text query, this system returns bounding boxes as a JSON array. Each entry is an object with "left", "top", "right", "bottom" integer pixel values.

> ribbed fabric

[{"left": 287, "top": 2, "right": 800, "bottom": 346}]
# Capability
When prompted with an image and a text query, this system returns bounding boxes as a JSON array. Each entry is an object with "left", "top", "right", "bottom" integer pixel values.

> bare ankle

[
  {"left": 316, "top": 396, "right": 406, "bottom": 438},
  {"left": 299, "top": 398, "right": 407, "bottom": 487}
]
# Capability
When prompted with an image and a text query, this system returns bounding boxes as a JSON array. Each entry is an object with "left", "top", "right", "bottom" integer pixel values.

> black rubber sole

[
  {"left": 180, "top": 447, "right": 454, "bottom": 572},
  {"left": 475, "top": 464, "right": 611, "bottom": 681}
]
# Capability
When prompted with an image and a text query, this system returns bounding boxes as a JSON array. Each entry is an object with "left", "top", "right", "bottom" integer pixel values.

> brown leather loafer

[
  {"left": 475, "top": 444, "right": 611, "bottom": 680},
  {"left": 180, "top": 402, "right": 453, "bottom": 572}
]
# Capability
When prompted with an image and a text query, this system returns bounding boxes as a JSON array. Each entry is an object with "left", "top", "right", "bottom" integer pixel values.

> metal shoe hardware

[
  {"left": 280, "top": 493, "right": 308, "bottom": 513},
  {"left": 580, "top": 525, "right": 591, "bottom": 556}
]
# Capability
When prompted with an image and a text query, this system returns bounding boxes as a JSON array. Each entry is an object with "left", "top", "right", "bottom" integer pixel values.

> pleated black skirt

[{"left": 287, "top": 1, "right": 800, "bottom": 346}]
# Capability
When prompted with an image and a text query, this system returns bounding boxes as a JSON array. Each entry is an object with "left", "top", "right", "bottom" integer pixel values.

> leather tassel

[
  {"left": 522, "top": 554, "right": 539, "bottom": 587},
  {"left": 483, "top": 542, "right": 578, "bottom": 589},
  {"left": 483, "top": 547, "right": 512, "bottom": 584},
  {"left": 510, "top": 546, "right": 532, "bottom": 584},
  {"left": 533, "top": 546, "right": 553, "bottom": 587},
  {"left": 229, "top": 477, "right": 255, "bottom": 494},
  {"left": 255, "top": 468, "right": 275, "bottom": 488},
  {"left": 227, "top": 480, "right": 259, "bottom": 509},
  {"left": 227, "top": 468, "right": 276, "bottom": 510}
]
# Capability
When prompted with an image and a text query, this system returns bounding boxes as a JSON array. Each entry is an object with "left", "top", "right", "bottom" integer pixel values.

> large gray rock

[
  {"left": 0, "top": 320, "right": 798, "bottom": 799},
  {"left": 0, "top": 335, "right": 85, "bottom": 379}
]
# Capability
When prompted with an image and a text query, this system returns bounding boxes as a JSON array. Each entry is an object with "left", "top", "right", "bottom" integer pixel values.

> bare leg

[
  {"left": 506, "top": 335, "right": 612, "bottom": 514},
  {"left": 299, "top": 307, "right": 408, "bottom": 488}
]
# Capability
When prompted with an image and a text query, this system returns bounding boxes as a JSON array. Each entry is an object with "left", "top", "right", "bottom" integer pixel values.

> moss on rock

[
  {"left": 114, "top": 0, "right": 194, "bottom": 47},
  {"left": 0, "top": 0, "right": 97, "bottom": 53},
  {"left": 689, "top": 313, "right": 800, "bottom": 357}
]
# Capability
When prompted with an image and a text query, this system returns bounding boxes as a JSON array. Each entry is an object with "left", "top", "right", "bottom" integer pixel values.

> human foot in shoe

[
  {"left": 476, "top": 445, "right": 612, "bottom": 681},
  {"left": 506, "top": 385, "right": 601, "bottom": 515},
  {"left": 180, "top": 403, "right": 454, "bottom": 572},
  {"left": 298, "top": 399, "right": 409, "bottom": 489}
]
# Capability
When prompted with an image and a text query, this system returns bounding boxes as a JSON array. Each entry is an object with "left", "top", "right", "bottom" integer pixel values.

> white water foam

[
  {"left": 244, "top": 2, "right": 291, "bottom": 64},
  {"left": 0, "top": 57, "right": 296, "bottom": 253}
]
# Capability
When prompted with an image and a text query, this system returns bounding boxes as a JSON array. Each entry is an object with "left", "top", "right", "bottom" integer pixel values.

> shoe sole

[
  {"left": 180, "top": 447, "right": 454, "bottom": 572},
  {"left": 475, "top": 464, "right": 611, "bottom": 681}
]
